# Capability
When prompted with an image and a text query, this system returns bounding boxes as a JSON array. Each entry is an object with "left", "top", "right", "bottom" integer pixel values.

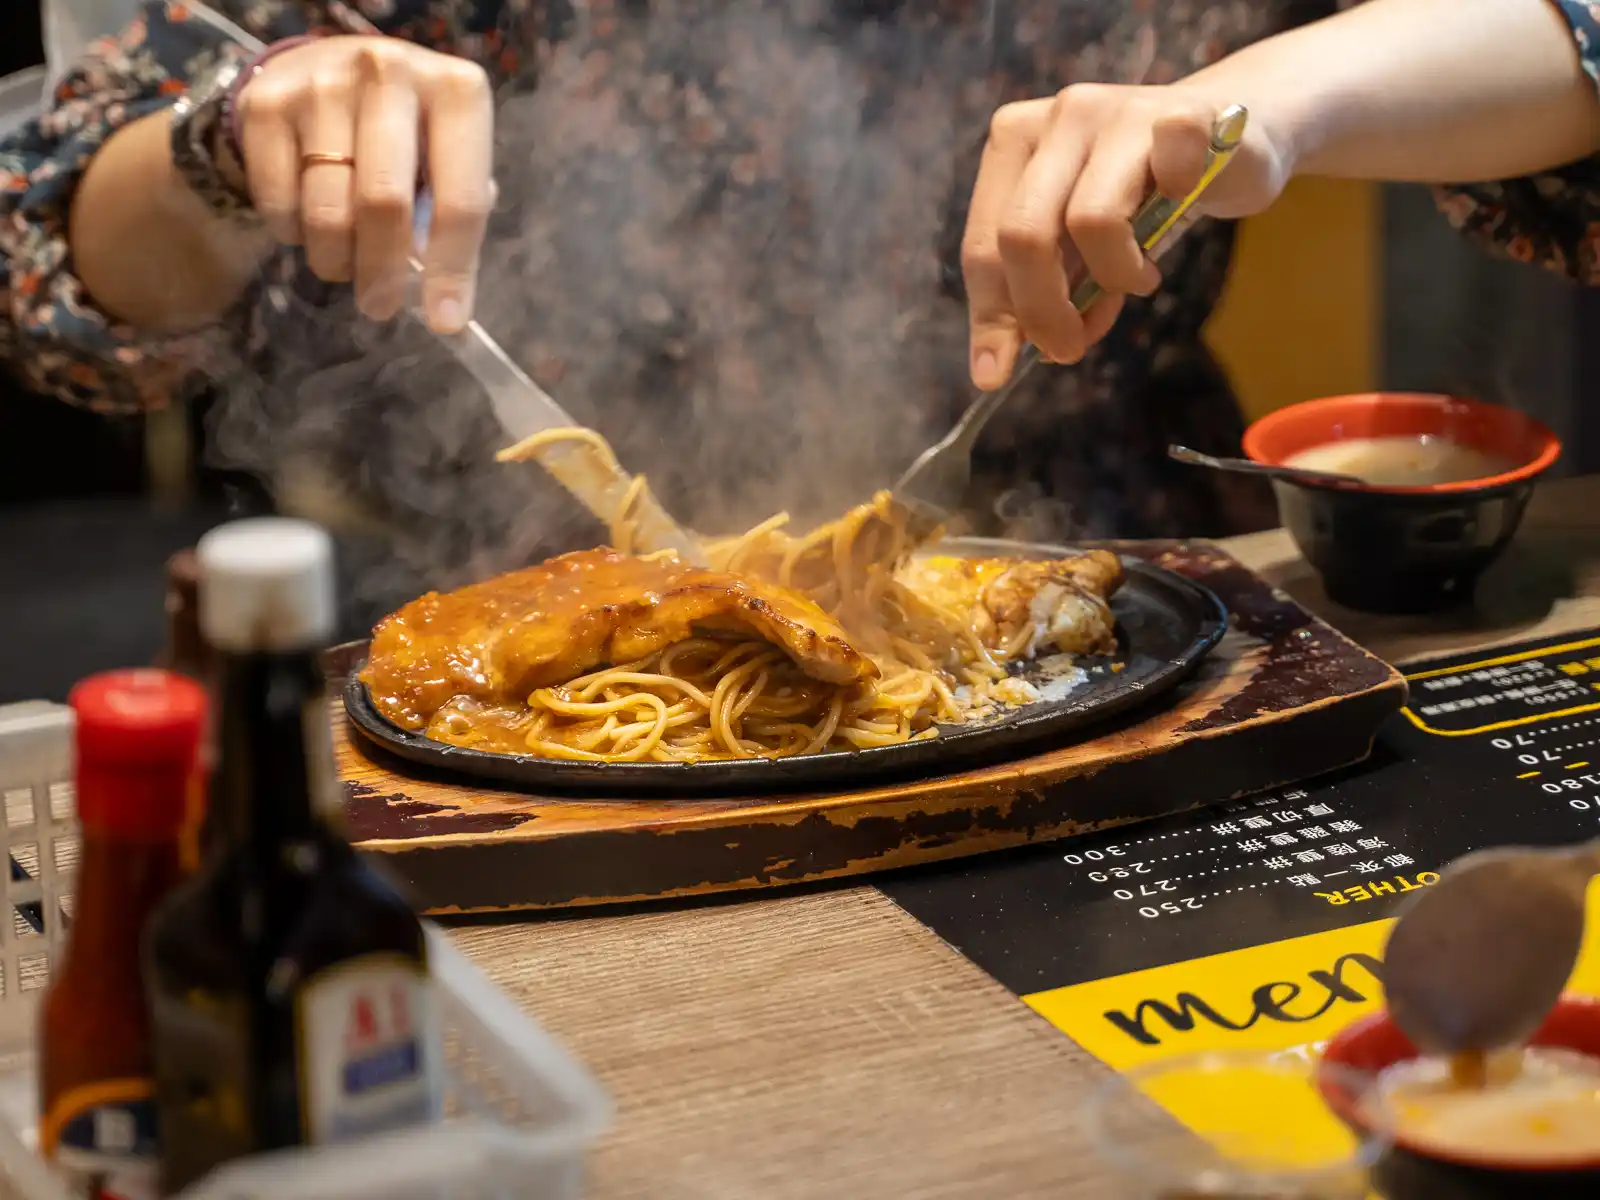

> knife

[
  {"left": 428, "top": 301, "right": 710, "bottom": 566},
  {"left": 408, "top": 193, "right": 706, "bottom": 564},
  {"left": 206, "top": 10, "right": 711, "bottom": 567}
]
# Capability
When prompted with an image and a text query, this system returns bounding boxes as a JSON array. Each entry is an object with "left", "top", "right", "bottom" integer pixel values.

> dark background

[{"left": 1, "top": 5, "right": 42, "bottom": 75}]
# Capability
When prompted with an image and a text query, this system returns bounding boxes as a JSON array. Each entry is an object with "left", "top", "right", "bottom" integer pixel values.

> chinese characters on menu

[
  {"left": 1061, "top": 643, "right": 1600, "bottom": 924},
  {"left": 1061, "top": 790, "right": 1434, "bottom": 920},
  {"left": 1411, "top": 657, "right": 1594, "bottom": 727},
  {"left": 1412, "top": 651, "right": 1600, "bottom": 814}
]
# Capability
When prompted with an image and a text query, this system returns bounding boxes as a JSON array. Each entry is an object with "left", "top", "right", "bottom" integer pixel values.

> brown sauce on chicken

[{"left": 361, "top": 548, "right": 874, "bottom": 731}]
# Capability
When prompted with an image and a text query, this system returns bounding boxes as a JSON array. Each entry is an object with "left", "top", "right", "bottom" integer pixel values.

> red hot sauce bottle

[{"left": 38, "top": 669, "right": 206, "bottom": 1200}]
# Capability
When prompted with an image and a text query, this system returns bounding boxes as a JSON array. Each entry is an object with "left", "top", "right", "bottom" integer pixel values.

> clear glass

[{"left": 1085, "top": 1050, "right": 1385, "bottom": 1199}]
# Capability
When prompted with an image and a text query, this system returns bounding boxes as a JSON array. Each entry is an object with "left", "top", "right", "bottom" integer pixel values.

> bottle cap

[
  {"left": 197, "top": 518, "right": 336, "bottom": 653},
  {"left": 70, "top": 670, "right": 207, "bottom": 836}
]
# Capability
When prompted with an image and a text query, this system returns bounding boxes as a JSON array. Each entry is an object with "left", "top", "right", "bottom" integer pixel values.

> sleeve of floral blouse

[
  {"left": 0, "top": 2, "right": 244, "bottom": 415},
  {"left": 1430, "top": 0, "right": 1600, "bottom": 285}
]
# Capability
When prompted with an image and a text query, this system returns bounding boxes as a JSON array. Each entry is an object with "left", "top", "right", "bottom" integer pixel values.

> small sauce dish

[
  {"left": 1316, "top": 996, "right": 1600, "bottom": 1199},
  {"left": 1242, "top": 393, "right": 1561, "bottom": 614}
]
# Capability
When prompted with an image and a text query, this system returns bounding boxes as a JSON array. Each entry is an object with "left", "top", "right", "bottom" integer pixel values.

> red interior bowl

[
  {"left": 1317, "top": 996, "right": 1600, "bottom": 1173},
  {"left": 1243, "top": 393, "right": 1561, "bottom": 495}
]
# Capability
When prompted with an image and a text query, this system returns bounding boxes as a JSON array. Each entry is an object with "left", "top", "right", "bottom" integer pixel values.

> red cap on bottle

[{"left": 69, "top": 670, "right": 207, "bottom": 838}]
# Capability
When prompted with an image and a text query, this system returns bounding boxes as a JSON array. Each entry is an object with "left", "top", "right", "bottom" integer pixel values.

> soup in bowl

[
  {"left": 1242, "top": 394, "right": 1560, "bottom": 614},
  {"left": 1283, "top": 436, "right": 1521, "bottom": 489},
  {"left": 1316, "top": 997, "right": 1600, "bottom": 1199}
]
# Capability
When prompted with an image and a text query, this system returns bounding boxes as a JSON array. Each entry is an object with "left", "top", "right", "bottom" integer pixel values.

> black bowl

[{"left": 1242, "top": 393, "right": 1561, "bottom": 615}]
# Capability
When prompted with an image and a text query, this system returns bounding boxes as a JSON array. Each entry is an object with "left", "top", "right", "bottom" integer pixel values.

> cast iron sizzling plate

[{"left": 341, "top": 537, "right": 1228, "bottom": 797}]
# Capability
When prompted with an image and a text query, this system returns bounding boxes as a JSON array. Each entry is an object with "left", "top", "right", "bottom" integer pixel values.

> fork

[{"left": 892, "top": 104, "right": 1251, "bottom": 532}]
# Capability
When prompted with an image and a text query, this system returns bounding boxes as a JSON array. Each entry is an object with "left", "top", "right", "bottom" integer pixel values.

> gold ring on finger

[{"left": 301, "top": 151, "right": 356, "bottom": 169}]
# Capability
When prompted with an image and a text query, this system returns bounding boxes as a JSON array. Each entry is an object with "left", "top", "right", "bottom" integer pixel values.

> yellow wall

[{"left": 1204, "top": 177, "right": 1378, "bottom": 422}]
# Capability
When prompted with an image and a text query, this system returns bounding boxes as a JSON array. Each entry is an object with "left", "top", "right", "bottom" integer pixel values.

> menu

[{"left": 878, "top": 629, "right": 1600, "bottom": 1170}]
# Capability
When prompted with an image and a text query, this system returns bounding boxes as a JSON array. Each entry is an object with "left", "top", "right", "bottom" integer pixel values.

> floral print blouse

[{"left": 2, "top": 0, "right": 1600, "bottom": 599}]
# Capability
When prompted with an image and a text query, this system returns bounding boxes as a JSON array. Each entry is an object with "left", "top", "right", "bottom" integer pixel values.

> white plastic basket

[{"left": 0, "top": 700, "right": 610, "bottom": 1200}]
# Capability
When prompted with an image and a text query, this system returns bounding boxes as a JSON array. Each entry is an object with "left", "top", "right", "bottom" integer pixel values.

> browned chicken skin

[
  {"left": 894, "top": 549, "right": 1124, "bottom": 656},
  {"left": 362, "top": 549, "right": 876, "bottom": 731}
]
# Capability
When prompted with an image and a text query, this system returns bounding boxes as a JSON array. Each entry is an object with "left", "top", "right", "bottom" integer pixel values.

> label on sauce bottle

[
  {"left": 44, "top": 1081, "right": 160, "bottom": 1200},
  {"left": 296, "top": 956, "right": 442, "bottom": 1143}
]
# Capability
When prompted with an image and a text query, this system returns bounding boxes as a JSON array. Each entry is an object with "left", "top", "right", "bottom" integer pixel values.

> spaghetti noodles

[{"left": 391, "top": 426, "right": 1124, "bottom": 763}]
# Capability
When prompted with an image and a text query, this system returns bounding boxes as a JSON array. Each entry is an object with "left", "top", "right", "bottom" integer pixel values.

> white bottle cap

[{"left": 196, "top": 518, "right": 337, "bottom": 653}]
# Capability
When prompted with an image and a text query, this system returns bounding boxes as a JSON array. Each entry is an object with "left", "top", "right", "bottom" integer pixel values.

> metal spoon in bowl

[
  {"left": 1381, "top": 841, "right": 1600, "bottom": 1056},
  {"left": 1167, "top": 445, "right": 1365, "bottom": 489}
]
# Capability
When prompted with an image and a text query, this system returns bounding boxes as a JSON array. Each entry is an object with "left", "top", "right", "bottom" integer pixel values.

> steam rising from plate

[{"left": 201, "top": 2, "right": 1018, "bottom": 622}]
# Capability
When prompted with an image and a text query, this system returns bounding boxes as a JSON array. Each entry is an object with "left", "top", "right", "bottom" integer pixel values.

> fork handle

[
  {"left": 945, "top": 343, "right": 1044, "bottom": 455},
  {"left": 1069, "top": 190, "right": 1196, "bottom": 312},
  {"left": 1072, "top": 103, "right": 1249, "bottom": 313},
  {"left": 980, "top": 108, "right": 1247, "bottom": 411}
]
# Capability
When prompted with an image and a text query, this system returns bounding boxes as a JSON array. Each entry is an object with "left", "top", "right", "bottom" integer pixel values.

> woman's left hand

[{"left": 961, "top": 84, "right": 1295, "bottom": 389}]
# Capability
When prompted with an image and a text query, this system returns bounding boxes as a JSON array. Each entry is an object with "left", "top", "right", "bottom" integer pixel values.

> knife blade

[
  {"left": 444, "top": 318, "right": 709, "bottom": 565},
  {"left": 407, "top": 254, "right": 709, "bottom": 566}
]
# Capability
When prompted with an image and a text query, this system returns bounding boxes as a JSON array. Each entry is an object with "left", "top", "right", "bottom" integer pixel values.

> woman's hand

[
  {"left": 961, "top": 84, "right": 1295, "bottom": 389},
  {"left": 235, "top": 35, "right": 495, "bottom": 333}
]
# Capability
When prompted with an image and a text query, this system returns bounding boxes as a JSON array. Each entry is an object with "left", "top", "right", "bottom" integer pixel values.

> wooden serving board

[{"left": 331, "top": 541, "right": 1407, "bottom": 915}]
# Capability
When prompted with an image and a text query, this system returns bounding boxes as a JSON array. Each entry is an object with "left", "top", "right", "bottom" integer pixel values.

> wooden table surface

[{"left": 446, "top": 476, "right": 1600, "bottom": 1199}]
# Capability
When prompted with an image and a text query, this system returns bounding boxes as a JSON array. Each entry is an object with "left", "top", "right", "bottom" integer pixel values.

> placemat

[{"left": 880, "top": 627, "right": 1600, "bottom": 1166}]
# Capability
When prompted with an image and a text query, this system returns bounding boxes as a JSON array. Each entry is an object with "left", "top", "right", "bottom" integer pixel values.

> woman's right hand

[
  {"left": 961, "top": 84, "right": 1293, "bottom": 388},
  {"left": 233, "top": 35, "right": 495, "bottom": 333}
]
